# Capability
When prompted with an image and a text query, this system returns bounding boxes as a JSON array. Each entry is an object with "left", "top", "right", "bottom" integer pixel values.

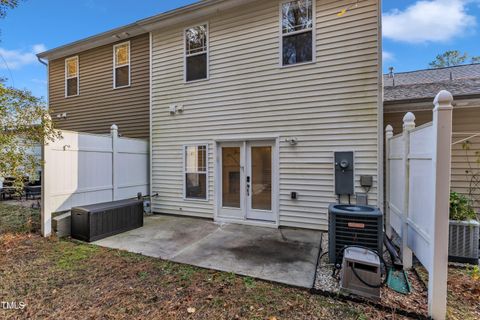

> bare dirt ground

[{"left": 0, "top": 203, "right": 479, "bottom": 320}]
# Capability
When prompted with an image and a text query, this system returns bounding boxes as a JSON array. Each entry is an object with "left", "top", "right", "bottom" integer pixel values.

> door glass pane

[
  {"left": 222, "top": 147, "right": 241, "bottom": 208},
  {"left": 251, "top": 146, "right": 272, "bottom": 211}
]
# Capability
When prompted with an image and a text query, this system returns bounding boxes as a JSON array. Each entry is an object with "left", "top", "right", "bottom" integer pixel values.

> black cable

[
  {"left": 311, "top": 233, "right": 325, "bottom": 289},
  {"left": 334, "top": 245, "right": 389, "bottom": 288},
  {"left": 351, "top": 262, "right": 388, "bottom": 288},
  {"left": 319, "top": 251, "right": 329, "bottom": 261}
]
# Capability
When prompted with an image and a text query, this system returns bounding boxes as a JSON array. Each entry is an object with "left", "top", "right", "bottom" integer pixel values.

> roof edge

[
  {"left": 36, "top": 22, "right": 145, "bottom": 60},
  {"left": 383, "top": 63, "right": 480, "bottom": 77},
  {"left": 37, "top": 0, "right": 257, "bottom": 61},
  {"left": 384, "top": 93, "right": 480, "bottom": 105}
]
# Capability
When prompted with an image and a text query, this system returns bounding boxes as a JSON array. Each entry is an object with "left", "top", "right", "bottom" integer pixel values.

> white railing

[
  {"left": 41, "top": 125, "right": 149, "bottom": 237},
  {"left": 385, "top": 91, "right": 453, "bottom": 320}
]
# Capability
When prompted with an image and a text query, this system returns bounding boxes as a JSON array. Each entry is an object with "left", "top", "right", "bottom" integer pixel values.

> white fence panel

[
  {"left": 41, "top": 125, "right": 149, "bottom": 237},
  {"left": 116, "top": 136, "right": 149, "bottom": 200},
  {"left": 385, "top": 91, "right": 453, "bottom": 320},
  {"left": 407, "top": 124, "right": 435, "bottom": 271},
  {"left": 387, "top": 134, "right": 405, "bottom": 236}
]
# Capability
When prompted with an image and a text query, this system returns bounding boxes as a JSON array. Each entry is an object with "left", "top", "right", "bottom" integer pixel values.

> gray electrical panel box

[{"left": 334, "top": 151, "right": 354, "bottom": 195}]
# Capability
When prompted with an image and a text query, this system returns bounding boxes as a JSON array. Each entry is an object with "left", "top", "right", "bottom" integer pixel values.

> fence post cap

[
  {"left": 433, "top": 90, "right": 453, "bottom": 106},
  {"left": 385, "top": 125, "right": 394, "bottom": 136},
  {"left": 403, "top": 112, "right": 415, "bottom": 123}
]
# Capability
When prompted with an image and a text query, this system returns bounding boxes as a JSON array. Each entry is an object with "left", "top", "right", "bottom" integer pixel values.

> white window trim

[
  {"left": 65, "top": 56, "right": 79, "bottom": 98},
  {"left": 183, "top": 144, "right": 209, "bottom": 201},
  {"left": 113, "top": 41, "right": 131, "bottom": 89},
  {"left": 184, "top": 22, "right": 210, "bottom": 83},
  {"left": 278, "top": 0, "right": 316, "bottom": 68}
]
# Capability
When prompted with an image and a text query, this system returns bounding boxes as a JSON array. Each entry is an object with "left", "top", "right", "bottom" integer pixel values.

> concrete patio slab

[
  {"left": 93, "top": 214, "right": 322, "bottom": 288},
  {"left": 93, "top": 215, "right": 219, "bottom": 259}
]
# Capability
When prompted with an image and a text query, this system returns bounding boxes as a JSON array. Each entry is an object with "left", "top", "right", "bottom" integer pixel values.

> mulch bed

[{"left": 313, "top": 234, "right": 480, "bottom": 319}]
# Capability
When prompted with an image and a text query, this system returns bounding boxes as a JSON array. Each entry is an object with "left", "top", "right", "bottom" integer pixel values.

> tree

[
  {"left": 0, "top": 84, "right": 60, "bottom": 191},
  {"left": 0, "top": 1, "right": 58, "bottom": 192},
  {"left": 429, "top": 50, "right": 468, "bottom": 68},
  {"left": 0, "top": 0, "right": 19, "bottom": 19}
]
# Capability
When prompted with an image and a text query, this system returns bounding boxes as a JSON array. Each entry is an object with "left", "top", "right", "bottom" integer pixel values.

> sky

[{"left": 0, "top": 0, "right": 479, "bottom": 99}]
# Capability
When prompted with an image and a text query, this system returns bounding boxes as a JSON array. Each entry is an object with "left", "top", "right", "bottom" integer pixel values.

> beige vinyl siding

[
  {"left": 49, "top": 34, "right": 150, "bottom": 139},
  {"left": 384, "top": 103, "right": 480, "bottom": 213},
  {"left": 151, "top": 0, "right": 381, "bottom": 230}
]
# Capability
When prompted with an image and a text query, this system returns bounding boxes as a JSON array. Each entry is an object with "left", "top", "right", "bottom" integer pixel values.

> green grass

[
  {"left": 137, "top": 271, "right": 150, "bottom": 280},
  {"left": 0, "top": 203, "right": 40, "bottom": 234},
  {"left": 55, "top": 242, "right": 99, "bottom": 270},
  {"left": 243, "top": 276, "right": 256, "bottom": 289},
  {"left": 1, "top": 204, "right": 478, "bottom": 319}
]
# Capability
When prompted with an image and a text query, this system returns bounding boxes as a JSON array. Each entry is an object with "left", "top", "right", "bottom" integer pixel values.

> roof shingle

[{"left": 384, "top": 64, "right": 480, "bottom": 102}]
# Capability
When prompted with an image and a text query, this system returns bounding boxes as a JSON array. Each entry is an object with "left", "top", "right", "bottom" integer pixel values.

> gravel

[
  {"left": 313, "top": 233, "right": 430, "bottom": 317},
  {"left": 313, "top": 233, "right": 340, "bottom": 293}
]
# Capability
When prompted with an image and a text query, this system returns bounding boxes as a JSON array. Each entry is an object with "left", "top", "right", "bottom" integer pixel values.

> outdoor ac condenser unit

[
  {"left": 448, "top": 220, "right": 480, "bottom": 264},
  {"left": 328, "top": 204, "right": 383, "bottom": 264},
  {"left": 340, "top": 247, "right": 381, "bottom": 299}
]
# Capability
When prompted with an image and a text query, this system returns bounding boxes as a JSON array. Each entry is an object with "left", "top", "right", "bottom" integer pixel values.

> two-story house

[{"left": 37, "top": 0, "right": 382, "bottom": 231}]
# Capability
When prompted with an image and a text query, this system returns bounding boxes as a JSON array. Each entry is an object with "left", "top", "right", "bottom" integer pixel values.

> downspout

[{"left": 37, "top": 56, "right": 48, "bottom": 66}]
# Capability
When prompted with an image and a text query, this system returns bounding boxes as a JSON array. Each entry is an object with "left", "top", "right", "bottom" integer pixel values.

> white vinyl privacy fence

[
  {"left": 385, "top": 91, "right": 453, "bottom": 320},
  {"left": 41, "top": 125, "right": 149, "bottom": 237}
]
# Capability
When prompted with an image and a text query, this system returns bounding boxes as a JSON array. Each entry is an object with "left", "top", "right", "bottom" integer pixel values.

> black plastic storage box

[{"left": 71, "top": 199, "right": 143, "bottom": 242}]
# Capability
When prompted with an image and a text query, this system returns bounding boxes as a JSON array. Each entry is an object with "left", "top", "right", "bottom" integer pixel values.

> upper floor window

[
  {"left": 281, "top": 0, "right": 314, "bottom": 66},
  {"left": 114, "top": 42, "right": 130, "bottom": 88},
  {"left": 65, "top": 56, "right": 79, "bottom": 97},
  {"left": 185, "top": 24, "right": 208, "bottom": 82}
]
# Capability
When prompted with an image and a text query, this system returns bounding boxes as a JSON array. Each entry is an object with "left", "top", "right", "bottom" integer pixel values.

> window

[
  {"left": 184, "top": 145, "right": 207, "bottom": 200},
  {"left": 114, "top": 42, "right": 130, "bottom": 88},
  {"left": 281, "top": 0, "right": 314, "bottom": 66},
  {"left": 185, "top": 24, "right": 208, "bottom": 82},
  {"left": 65, "top": 56, "right": 79, "bottom": 97}
]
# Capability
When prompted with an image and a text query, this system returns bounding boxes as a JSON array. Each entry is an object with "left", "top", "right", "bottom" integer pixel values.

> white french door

[
  {"left": 218, "top": 142, "right": 245, "bottom": 220},
  {"left": 218, "top": 140, "right": 275, "bottom": 223}
]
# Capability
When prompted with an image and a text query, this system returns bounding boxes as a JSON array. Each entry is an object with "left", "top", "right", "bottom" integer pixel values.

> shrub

[{"left": 449, "top": 192, "right": 477, "bottom": 221}]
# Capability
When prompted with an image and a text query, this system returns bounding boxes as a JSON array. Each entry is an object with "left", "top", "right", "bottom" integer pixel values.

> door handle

[{"left": 247, "top": 184, "right": 250, "bottom": 196}]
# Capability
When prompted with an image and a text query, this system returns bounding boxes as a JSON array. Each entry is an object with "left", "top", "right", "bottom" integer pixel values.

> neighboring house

[
  {"left": 384, "top": 64, "right": 480, "bottom": 213},
  {"left": 38, "top": 33, "right": 150, "bottom": 138},
  {"left": 37, "top": 0, "right": 382, "bottom": 231}
]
